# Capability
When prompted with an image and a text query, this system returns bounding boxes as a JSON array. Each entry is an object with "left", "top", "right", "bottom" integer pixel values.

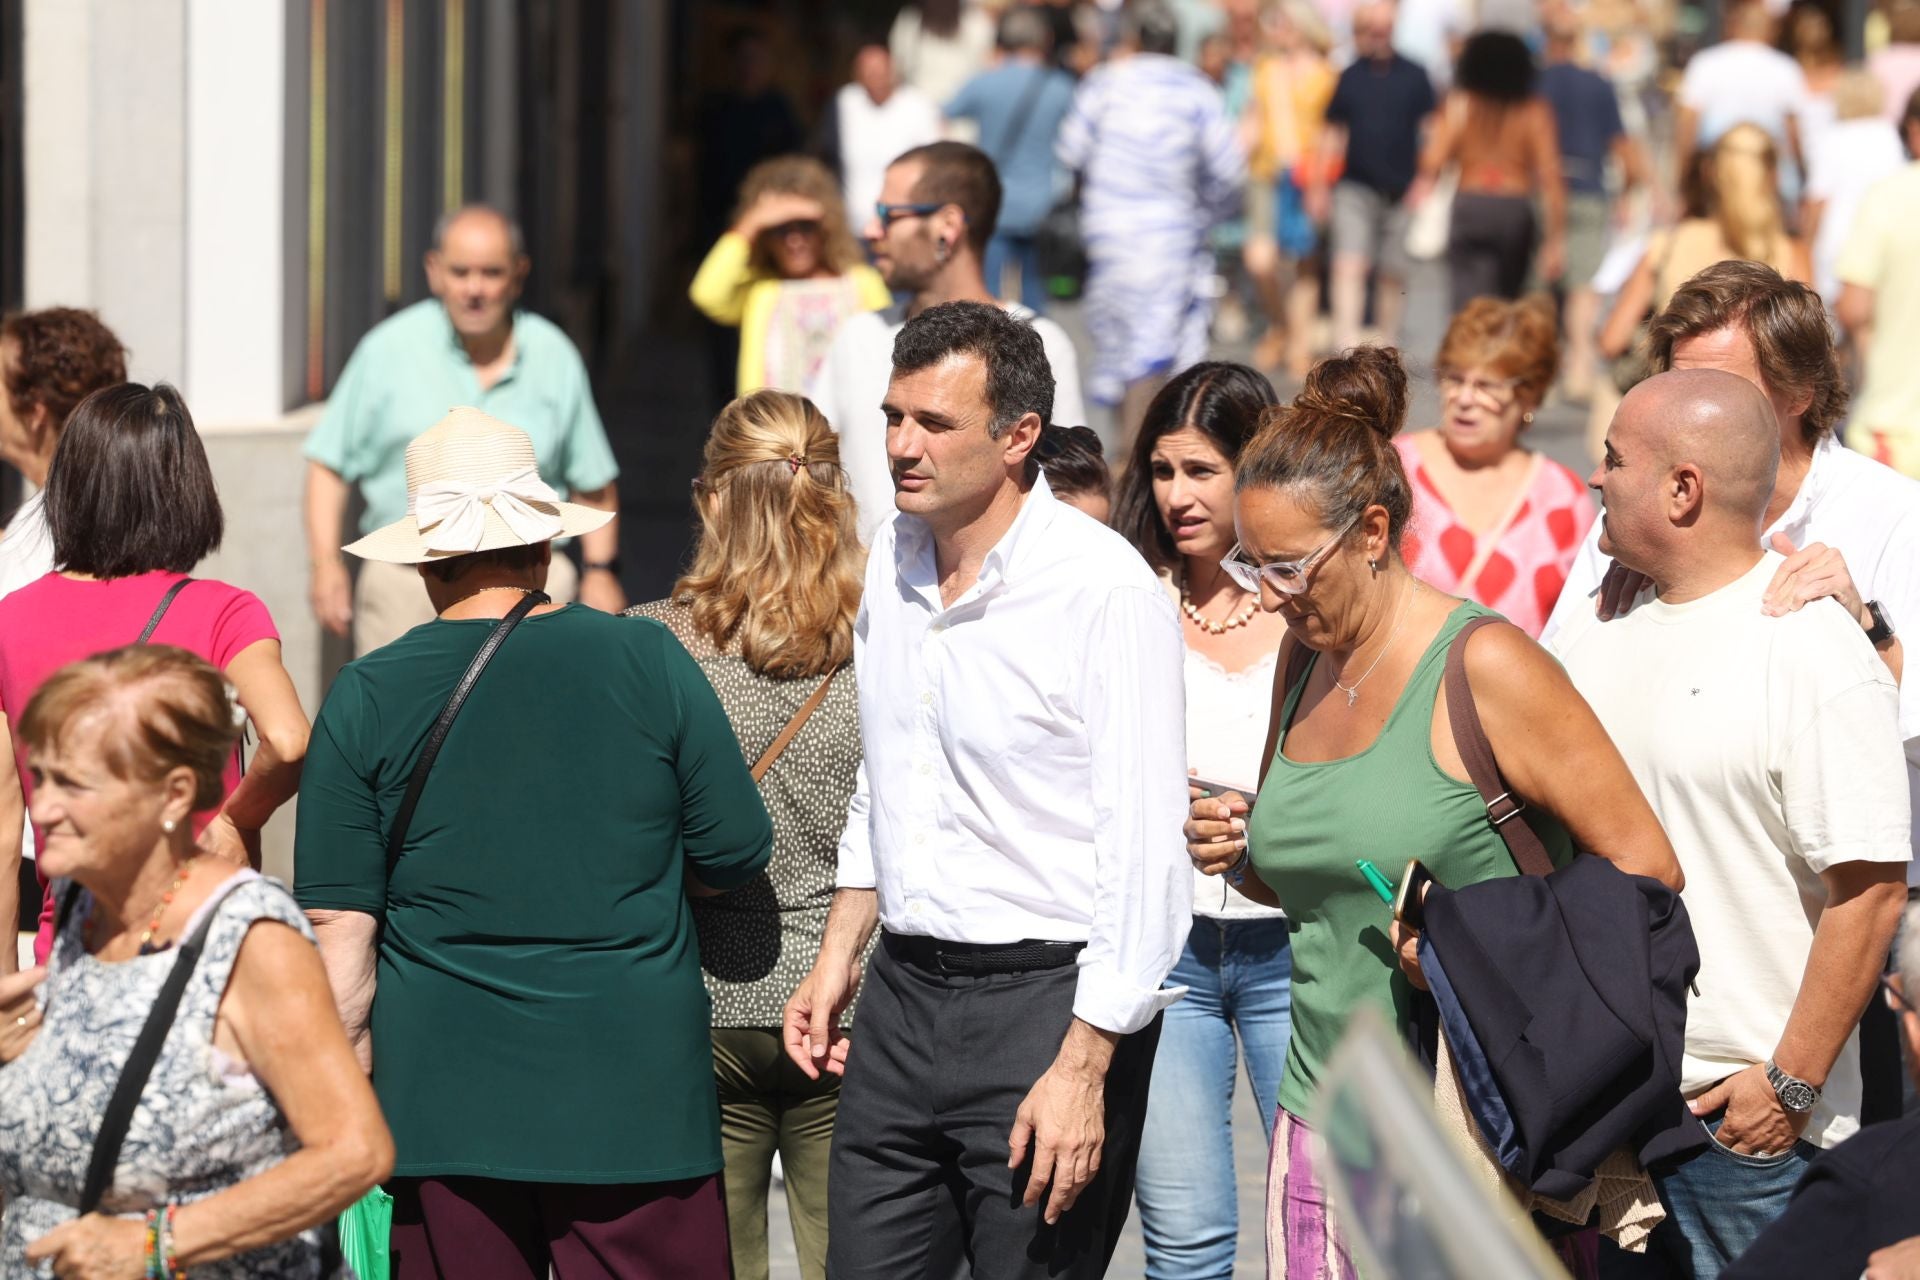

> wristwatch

[
  {"left": 1865, "top": 599, "right": 1896, "bottom": 648},
  {"left": 584, "top": 557, "right": 623, "bottom": 576},
  {"left": 1765, "top": 1059, "right": 1821, "bottom": 1113}
]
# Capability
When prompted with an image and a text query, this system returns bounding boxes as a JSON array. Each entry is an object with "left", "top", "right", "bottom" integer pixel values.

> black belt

[{"left": 883, "top": 930, "right": 1085, "bottom": 976}]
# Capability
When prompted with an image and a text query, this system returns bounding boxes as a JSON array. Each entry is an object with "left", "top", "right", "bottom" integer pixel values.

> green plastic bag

[{"left": 336, "top": 1185, "right": 393, "bottom": 1280}]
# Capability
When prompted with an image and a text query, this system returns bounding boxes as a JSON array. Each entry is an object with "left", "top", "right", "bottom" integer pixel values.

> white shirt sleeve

[
  {"left": 1072, "top": 584, "right": 1193, "bottom": 1034},
  {"left": 836, "top": 597, "right": 876, "bottom": 888}
]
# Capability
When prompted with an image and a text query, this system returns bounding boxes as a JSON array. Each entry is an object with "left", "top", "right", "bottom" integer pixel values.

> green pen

[{"left": 1356, "top": 859, "right": 1396, "bottom": 906}]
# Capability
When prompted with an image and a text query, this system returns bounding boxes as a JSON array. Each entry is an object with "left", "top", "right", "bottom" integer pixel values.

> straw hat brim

[{"left": 343, "top": 500, "right": 614, "bottom": 565}]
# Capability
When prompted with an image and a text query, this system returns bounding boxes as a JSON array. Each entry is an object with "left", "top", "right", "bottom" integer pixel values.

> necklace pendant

[{"left": 1344, "top": 687, "right": 1359, "bottom": 708}]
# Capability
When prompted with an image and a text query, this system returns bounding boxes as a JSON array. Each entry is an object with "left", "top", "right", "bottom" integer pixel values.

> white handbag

[{"left": 1404, "top": 169, "right": 1457, "bottom": 261}]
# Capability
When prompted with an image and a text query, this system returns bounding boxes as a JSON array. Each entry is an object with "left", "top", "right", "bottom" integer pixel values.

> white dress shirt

[
  {"left": 837, "top": 475, "right": 1192, "bottom": 1035},
  {"left": 1542, "top": 433, "right": 1920, "bottom": 881}
]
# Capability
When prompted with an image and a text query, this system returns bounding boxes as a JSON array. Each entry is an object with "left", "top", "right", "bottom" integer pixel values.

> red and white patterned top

[{"left": 1394, "top": 437, "right": 1597, "bottom": 638}]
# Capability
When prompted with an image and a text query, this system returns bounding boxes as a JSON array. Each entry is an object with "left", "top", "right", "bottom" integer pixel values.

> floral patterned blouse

[
  {"left": 1395, "top": 438, "right": 1597, "bottom": 638},
  {"left": 0, "top": 873, "right": 331, "bottom": 1279}
]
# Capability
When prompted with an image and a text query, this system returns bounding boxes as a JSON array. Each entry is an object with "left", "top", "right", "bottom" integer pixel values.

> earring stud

[{"left": 161, "top": 818, "right": 177, "bottom": 835}]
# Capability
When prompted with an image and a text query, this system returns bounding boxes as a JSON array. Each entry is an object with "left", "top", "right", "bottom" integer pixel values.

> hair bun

[{"left": 1298, "top": 346, "right": 1410, "bottom": 440}]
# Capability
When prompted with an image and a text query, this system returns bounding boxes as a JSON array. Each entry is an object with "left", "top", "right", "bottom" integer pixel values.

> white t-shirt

[
  {"left": 1548, "top": 554, "right": 1911, "bottom": 1149},
  {"left": 0, "top": 490, "right": 53, "bottom": 870},
  {"left": 1678, "top": 40, "right": 1809, "bottom": 154},
  {"left": 809, "top": 302, "right": 1090, "bottom": 544},
  {"left": 1805, "top": 117, "right": 1906, "bottom": 304},
  {"left": 1543, "top": 434, "right": 1920, "bottom": 884},
  {"left": 835, "top": 83, "right": 944, "bottom": 229}
]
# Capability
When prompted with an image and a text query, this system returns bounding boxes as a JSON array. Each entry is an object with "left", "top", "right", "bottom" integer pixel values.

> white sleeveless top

[{"left": 1184, "top": 645, "right": 1288, "bottom": 920}]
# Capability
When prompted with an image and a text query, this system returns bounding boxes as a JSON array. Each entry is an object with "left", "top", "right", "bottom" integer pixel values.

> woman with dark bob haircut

[
  {"left": 1113, "top": 362, "right": 1299, "bottom": 1276},
  {"left": 0, "top": 383, "right": 308, "bottom": 970}
]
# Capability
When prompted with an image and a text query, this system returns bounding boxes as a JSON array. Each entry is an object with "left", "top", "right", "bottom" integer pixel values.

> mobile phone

[
  {"left": 1394, "top": 860, "right": 1438, "bottom": 931},
  {"left": 1188, "top": 775, "right": 1257, "bottom": 805}
]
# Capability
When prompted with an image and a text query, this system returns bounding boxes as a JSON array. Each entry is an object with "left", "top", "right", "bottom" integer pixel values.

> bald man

[
  {"left": 1547, "top": 369, "right": 1911, "bottom": 1278},
  {"left": 304, "top": 204, "right": 624, "bottom": 655}
]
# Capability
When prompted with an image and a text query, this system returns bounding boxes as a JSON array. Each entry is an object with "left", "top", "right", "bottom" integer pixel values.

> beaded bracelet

[
  {"left": 163, "top": 1203, "right": 185, "bottom": 1279},
  {"left": 143, "top": 1209, "right": 162, "bottom": 1280}
]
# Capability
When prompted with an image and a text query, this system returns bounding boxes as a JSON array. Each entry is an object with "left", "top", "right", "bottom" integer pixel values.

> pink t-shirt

[
  {"left": 0, "top": 572, "right": 278, "bottom": 960},
  {"left": 1395, "top": 438, "right": 1597, "bottom": 638}
]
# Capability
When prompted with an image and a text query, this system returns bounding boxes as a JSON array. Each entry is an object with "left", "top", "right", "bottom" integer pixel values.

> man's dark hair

[
  {"left": 1647, "top": 260, "right": 1845, "bottom": 445},
  {"left": 421, "top": 543, "right": 548, "bottom": 583},
  {"left": 1455, "top": 31, "right": 1537, "bottom": 103},
  {"left": 46, "top": 382, "right": 224, "bottom": 577},
  {"left": 895, "top": 141, "right": 1002, "bottom": 252},
  {"left": 892, "top": 301, "right": 1054, "bottom": 439},
  {"left": 1035, "top": 425, "right": 1112, "bottom": 501}
]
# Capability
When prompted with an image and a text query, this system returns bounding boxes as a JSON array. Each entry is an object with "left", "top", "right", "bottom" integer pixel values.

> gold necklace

[{"left": 1333, "top": 578, "right": 1416, "bottom": 709}]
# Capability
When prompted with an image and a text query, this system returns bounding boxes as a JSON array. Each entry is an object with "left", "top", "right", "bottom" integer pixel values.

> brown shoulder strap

[
  {"left": 1258, "top": 639, "right": 1317, "bottom": 785},
  {"left": 1444, "top": 616, "right": 1555, "bottom": 878},
  {"left": 752, "top": 669, "right": 838, "bottom": 783}
]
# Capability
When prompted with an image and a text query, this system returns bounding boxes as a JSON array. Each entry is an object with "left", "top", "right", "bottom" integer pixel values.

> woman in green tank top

[{"left": 1185, "top": 348, "right": 1682, "bottom": 1279}]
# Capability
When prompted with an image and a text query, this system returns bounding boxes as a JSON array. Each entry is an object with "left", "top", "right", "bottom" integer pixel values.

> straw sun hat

[{"left": 343, "top": 406, "right": 613, "bottom": 565}]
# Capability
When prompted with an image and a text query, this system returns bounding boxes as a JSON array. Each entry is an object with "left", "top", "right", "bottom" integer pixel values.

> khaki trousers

[
  {"left": 352, "top": 554, "right": 579, "bottom": 656},
  {"left": 712, "top": 1026, "right": 840, "bottom": 1280}
]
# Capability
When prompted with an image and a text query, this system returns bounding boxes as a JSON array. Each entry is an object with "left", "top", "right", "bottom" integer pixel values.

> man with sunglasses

[
  {"left": 810, "top": 141, "right": 1087, "bottom": 542},
  {"left": 1723, "top": 903, "right": 1920, "bottom": 1280}
]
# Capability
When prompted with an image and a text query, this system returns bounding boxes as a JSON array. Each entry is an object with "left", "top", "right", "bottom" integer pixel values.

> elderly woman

[
  {"left": 1395, "top": 297, "right": 1594, "bottom": 636},
  {"left": 628, "top": 389, "right": 863, "bottom": 1280},
  {"left": 1113, "top": 362, "right": 1293, "bottom": 1279},
  {"left": 0, "top": 644, "right": 391, "bottom": 1277},
  {"left": 295, "top": 407, "right": 773, "bottom": 1279},
  {"left": 1183, "top": 346, "right": 1680, "bottom": 1279},
  {"left": 0, "top": 383, "right": 308, "bottom": 972},
  {"left": 690, "top": 155, "right": 891, "bottom": 396}
]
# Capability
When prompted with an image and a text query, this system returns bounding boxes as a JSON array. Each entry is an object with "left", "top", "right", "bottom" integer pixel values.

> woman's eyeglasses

[
  {"left": 1218, "top": 515, "right": 1360, "bottom": 596},
  {"left": 767, "top": 218, "right": 823, "bottom": 240},
  {"left": 1437, "top": 370, "right": 1523, "bottom": 411}
]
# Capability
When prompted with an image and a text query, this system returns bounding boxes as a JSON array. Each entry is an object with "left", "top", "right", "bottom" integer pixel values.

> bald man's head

[
  {"left": 1622, "top": 368, "right": 1780, "bottom": 517},
  {"left": 1594, "top": 368, "right": 1779, "bottom": 571},
  {"left": 425, "top": 204, "right": 529, "bottom": 342}
]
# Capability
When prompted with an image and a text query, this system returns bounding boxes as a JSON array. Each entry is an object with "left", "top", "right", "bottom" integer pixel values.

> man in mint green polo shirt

[{"left": 303, "top": 204, "right": 624, "bottom": 654}]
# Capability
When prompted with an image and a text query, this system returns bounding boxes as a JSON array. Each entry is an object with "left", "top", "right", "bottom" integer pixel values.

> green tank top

[{"left": 1249, "top": 602, "right": 1574, "bottom": 1118}]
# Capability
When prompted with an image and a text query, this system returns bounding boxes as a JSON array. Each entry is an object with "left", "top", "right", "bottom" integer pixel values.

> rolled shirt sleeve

[{"left": 1072, "top": 585, "right": 1193, "bottom": 1034}]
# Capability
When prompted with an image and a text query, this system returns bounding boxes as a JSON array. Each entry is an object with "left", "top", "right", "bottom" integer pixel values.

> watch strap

[
  {"left": 584, "top": 557, "right": 623, "bottom": 575},
  {"left": 1865, "top": 599, "right": 1895, "bottom": 646},
  {"left": 1765, "top": 1058, "right": 1820, "bottom": 1111}
]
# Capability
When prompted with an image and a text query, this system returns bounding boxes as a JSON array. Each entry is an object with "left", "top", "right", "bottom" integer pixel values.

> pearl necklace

[{"left": 1181, "top": 582, "right": 1259, "bottom": 635}]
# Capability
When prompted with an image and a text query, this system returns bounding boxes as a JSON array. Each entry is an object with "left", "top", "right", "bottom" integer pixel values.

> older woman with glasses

[
  {"left": 1393, "top": 297, "right": 1593, "bottom": 637},
  {"left": 1187, "top": 345, "right": 1678, "bottom": 1278}
]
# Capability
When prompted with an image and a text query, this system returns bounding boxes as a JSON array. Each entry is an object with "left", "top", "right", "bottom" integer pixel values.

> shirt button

[
  {"left": 914, "top": 831, "right": 927, "bottom": 846},
  {"left": 919, "top": 691, "right": 934, "bottom": 706},
  {"left": 908, "top": 900, "right": 924, "bottom": 917},
  {"left": 917, "top": 761, "right": 932, "bottom": 776}
]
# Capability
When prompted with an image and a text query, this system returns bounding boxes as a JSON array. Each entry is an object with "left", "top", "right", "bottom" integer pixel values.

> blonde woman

[
  {"left": 690, "top": 156, "right": 891, "bottom": 396},
  {"left": 1601, "top": 124, "right": 1812, "bottom": 365},
  {"left": 628, "top": 389, "right": 864, "bottom": 1280}
]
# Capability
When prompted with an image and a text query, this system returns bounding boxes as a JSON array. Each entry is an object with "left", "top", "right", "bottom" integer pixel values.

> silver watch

[{"left": 1765, "top": 1059, "right": 1820, "bottom": 1113}]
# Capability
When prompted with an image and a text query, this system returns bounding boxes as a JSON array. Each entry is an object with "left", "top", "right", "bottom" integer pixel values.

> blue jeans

[
  {"left": 985, "top": 231, "right": 1047, "bottom": 315},
  {"left": 1135, "top": 916, "right": 1294, "bottom": 1280},
  {"left": 1601, "top": 1112, "right": 1816, "bottom": 1280}
]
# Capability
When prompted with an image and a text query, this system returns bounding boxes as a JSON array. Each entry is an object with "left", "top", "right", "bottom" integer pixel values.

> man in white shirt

[
  {"left": 1675, "top": 4, "right": 1809, "bottom": 192},
  {"left": 1549, "top": 368, "right": 1911, "bottom": 1277},
  {"left": 809, "top": 141, "right": 1087, "bottom": 543},
  {"left": 1543, "top": 261, "right": 1920, "bottom": 894},
  {"left": 1835, "top": 88, "right": 1920, "bottom": 478},
  {"left": 823, "top": 44, "right": 944, "bottom": 229},
  {"left": 783, "top": 301, "right": 1189, "bottom": 1278}
]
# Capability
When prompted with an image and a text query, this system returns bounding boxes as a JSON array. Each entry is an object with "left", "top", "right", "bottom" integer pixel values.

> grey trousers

[{"left": 826, "top": 933, "right": 1162, "bottom": 1279}]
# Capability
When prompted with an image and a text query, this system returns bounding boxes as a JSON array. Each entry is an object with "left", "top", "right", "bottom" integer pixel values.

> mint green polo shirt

[{"left": 304, "top": 299, "right": 620, "bottom": 535}]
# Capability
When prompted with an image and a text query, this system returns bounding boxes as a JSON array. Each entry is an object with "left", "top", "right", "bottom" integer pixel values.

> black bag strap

[
  {"left": 1443, "top": 616, "right": 1556, "bottom": 878},
  {"left": 138, "top": 578, "right": 195, "bottom": 644},
  {"left": 76, "top": 878, "right": 229, "bottom": 1215},
  {"left": 385, "top": 591, "right": 547, "bottom": 876}
]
